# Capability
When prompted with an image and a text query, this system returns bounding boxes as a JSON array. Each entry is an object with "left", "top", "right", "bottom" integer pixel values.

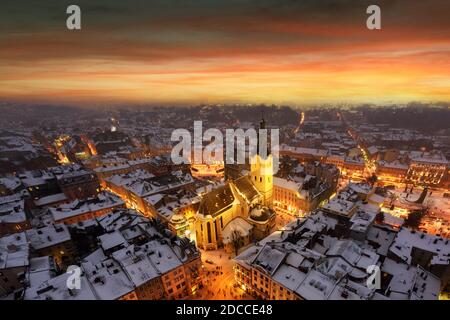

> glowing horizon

[{"left": 0, "top": 0, "right": 449, "bottom": 106}]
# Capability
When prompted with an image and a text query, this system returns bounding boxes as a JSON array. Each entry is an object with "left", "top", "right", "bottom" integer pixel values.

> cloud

[{"left": 0, "top": 0, "right": 449, "bottom": 105}]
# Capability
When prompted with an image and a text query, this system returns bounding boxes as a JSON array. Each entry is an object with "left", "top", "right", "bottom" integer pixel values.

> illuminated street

[
  {"left": 0, "top": 1, "right": 449, "bottom": 304},
  {"left": 193, "top": 249, "right": 255, "bottom": 300}
]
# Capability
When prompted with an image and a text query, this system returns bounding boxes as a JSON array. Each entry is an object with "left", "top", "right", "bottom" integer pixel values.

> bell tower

[{"left": 250, "top": 116, "right": 273, "bottom": 206}]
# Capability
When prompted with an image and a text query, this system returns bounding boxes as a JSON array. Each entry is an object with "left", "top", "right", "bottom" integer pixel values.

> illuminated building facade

[
  {"left": 406, "top": 159, "right": 448, "bottom": 187},
  {"left": 194, "top": 119, "right": 275, "bottom": 251}
]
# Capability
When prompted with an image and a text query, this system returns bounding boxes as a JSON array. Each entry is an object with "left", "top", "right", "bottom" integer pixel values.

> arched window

[{"left": 207, "top": 222, "right": 212, "bottom": 243}]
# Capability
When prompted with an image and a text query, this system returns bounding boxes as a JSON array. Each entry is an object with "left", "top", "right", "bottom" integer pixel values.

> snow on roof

[
  {"left": 326, "top": 240, "right": 379, "bottom": 272},
  {"left": 409, "top": 150, "right": 448, "bottom": 165},
  {"left": 381, "top": 212, "right": 404, "bottom": 228},
  {"left": 0, "top": 177, "right": 22, "bottom": 191},
  {"left": 0, "top": 195, "right": 26, "bottom": 224},
  {"left": 234, "top": 245, "right": 262, "bottom": 268},
  {"left": 28, "top": 256, "right": 55, "bottom": 288},
  {"left": 367, "top": 146, "right": 378, "bottom": 155},
  {"left": 366, "top": 226, "right": 397, "bottom": 256},
  {"left": 273, "top": 177, "right": 300, "bottom": 192},
  {"left": 123, "top": 172, "right": 194, "bottom": 198},
  {"left": 295, "top": 269, "right": 336, "bottom": 300},
  {"left": 322, "top": 197, "right": 357, "bottom": 216},
  {"left": 112, "top": 245, "right": 160, "bottom": 287},
  {"left": 222, "top": 217, "right": 253, "bottom": 244},
  {"left": 252, "top": 244, "right": 286, "bottom": 275},
  {"left": 49, "top": 191, "right": 124, "bottom": 222},
  {"left": 389, "top": 228, "right": 450, "bottom": 266},
  {"left": 82, "top": 258, "right": 135, "bottom": 300},
  {"left": 98, "top": 231, "right": 127, "bottom": 251},
  {"left": 26, "top": 224, "right": 71, "bottom": 250},
  {"left": 120, "top": 224, "right": 146, "bottom": 242},
  {"left": 382, "top": 258, "right": 440, "bottom": 300},
  {"left": 272, "top": 264, "right": 307, "bottom": 291},
  {"left": 281, "top": 145, "right": 328, "bottom": 157},
  {"left": 377, "top": 160, "right": 408, "bottom": 170},
  {"left": 0, "top": 232, "right": 29, "bottom": 269},
  {"left": 34, "top": 193, "right": 68, "bottom": 207},
  {"left": 328, "top": 279, "right": 373, "bottom": 300},
  {"left": 144, "top": 193, "right": 164, "bottom": 206},
  {"left": 94, "top": 163, "right": 130, "bottom": 173},
  {"left": 83, "top": 248, "right": 108, "bottom": 265},
  {"left": 368, "top": 193, "right": 385, "bottom": 205},
  {"left": 350, "top": 209, "right": 376, "bottom": 233},
  {"left": 348, "top": 183, "right": 372, "bottom": 195},
  {"left": 24, "top": 271, "right": 96, "bottom": 300},
  {"left": 145, "top": 240, "right": 183, "bottom": 274}
]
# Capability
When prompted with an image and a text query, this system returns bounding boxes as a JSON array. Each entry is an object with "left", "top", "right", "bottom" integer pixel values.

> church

[{"left": 194, "top": 119, "right": 276, "bottom": 252}]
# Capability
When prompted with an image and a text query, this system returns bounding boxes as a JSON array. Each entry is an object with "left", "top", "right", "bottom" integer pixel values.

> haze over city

[{"left": 0, "top": 0, "right": 449, "bottom": 307}]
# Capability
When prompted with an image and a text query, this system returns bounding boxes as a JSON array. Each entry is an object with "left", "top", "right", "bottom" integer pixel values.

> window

[{"left": 207, "top": 222, "right": 212, "bottom": 243}]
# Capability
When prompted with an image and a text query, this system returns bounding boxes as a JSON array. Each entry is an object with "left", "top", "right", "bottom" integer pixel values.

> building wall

[
  {"left": 195, "top": 198, "right": 246, "bottom": 250},
  {"left": 270, "top": 281, "right": 297, "bottom": 300},
  {"left": 406, "top": 162, "right": 447, "bottom": 187},
  {"left": 35, "top": 240, "right": 77, "bottom": 269},
  {"left": 250, "top": 268, "right": 272, "bottom": 299},
  {"left": 250, "top": 155, "right": 273, "bottom": 207},
  {"left": 0, "top": 266, "right": 26, "bottom": 296},
  {"left": 234, "top": 263, "right": 252, "bottom": 292},
  {"left": 135, "top": 277, "right": 165, "bottom": 300},
  {"left": 182, "top": 257, "right": 204, "bottom": 296},
  {"left": 0, "top": 221, "right": 30, "bottom": 238},
  {"left": 162, "top": 266, "right": 190, "bottom": 299},
  {"left": 55, "top": 203, "right": 125, "bottom": 225},
  {"left": 234, "top": 262, "right": 301, "bottom": 301},
  {"left": 273, "top": 184, "right": 303, "bottom": 214},
  {"left": 119, "top": 291, "right": 138, "bottom": 300},
  {"left": 59, "top": 176, "right": 100, "bottom": 201}
]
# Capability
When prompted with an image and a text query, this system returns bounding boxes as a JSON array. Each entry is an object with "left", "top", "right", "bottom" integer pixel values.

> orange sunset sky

[{"left": 0, "top": 0, "right": 449, "bottom": 106}]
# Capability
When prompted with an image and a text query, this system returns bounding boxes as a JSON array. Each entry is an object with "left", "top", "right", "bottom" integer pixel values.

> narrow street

[{"left": 192, "top": 249, "right": 255, "bottom": 300}]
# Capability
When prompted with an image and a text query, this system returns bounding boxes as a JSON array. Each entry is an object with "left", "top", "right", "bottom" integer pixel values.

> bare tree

[{"left": 230, "top": 229, "right": 244, "bottom": 256}]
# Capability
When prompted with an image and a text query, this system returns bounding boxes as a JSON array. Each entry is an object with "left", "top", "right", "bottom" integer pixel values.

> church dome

[
  {"left": 249, "top": 206, "right": 274, "bottom": 222},
  {"left": 170, "top": 213, "right": 187, "bottom": 225}
]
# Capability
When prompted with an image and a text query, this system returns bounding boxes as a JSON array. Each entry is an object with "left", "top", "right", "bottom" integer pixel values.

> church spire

[
  {"left": 260, "top": 111, "right": 266, "bottom": 129},
  {"left": 257, "top": 113, "right": 270, "bottom": 156}
]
